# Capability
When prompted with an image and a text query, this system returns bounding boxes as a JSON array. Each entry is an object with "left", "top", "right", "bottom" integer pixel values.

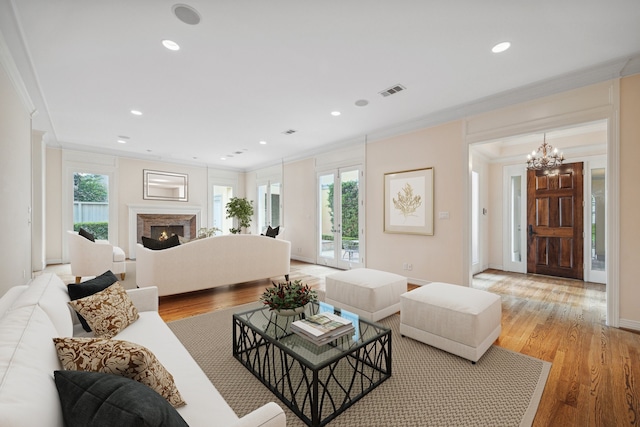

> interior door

[{"left": 527, "top": 162, "right": 584, "bottom": 280}]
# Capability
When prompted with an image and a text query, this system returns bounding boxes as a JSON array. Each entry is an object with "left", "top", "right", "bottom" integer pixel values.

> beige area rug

[{"left": 168, "top": 303, "right": 551, "bottom": 427}]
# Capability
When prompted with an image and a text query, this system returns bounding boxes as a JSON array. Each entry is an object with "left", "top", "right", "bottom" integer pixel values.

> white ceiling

[{"left": 2, "top": 0, "right": 640, "bottom": 171}]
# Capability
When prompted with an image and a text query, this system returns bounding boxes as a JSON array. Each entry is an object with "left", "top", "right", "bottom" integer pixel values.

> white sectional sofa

[
  {"left": 0, "top": 273, "right": 286, "bottom": 427},
  {"left": 136, "top": 234, "right": 291, "bottom": 297}
]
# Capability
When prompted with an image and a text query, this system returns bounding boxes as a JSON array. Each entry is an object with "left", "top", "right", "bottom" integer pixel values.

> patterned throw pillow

[
  {"left": 53, "top": 337, "right": 186, "bottom": 408},
  {"left": 68, "top": 282, "right": 139, "bottom": 338},
  {"left": 67, "top": 270, "right": 119, "bottom": 332}
]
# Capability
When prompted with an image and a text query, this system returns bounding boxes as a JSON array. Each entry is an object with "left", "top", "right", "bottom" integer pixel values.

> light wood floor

[{"left": 158, "top": 261, "right": 640, "bottom": 427}]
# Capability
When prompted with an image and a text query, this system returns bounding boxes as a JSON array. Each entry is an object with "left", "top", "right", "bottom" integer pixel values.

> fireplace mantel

[{"left": 128, "top": 205, "right": 201, "bottom": 259}]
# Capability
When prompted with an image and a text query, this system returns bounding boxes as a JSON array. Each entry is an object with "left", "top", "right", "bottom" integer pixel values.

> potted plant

[
  {"left": 225, "top": 197, "right": 254, "bottom": 234},
  {"left": 260, "top": 280, "right": 318, "bottom": 316}
]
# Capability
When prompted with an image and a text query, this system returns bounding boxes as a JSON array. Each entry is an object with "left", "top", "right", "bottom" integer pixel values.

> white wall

[
  {"left": 619, "top": 74, "right": 640, "bottom": 330},
  {"left": 0, "top": 59, "right": 32, "bottom": 291},
  {"left": 365, "top": 121, "right": 466, "bottom": 285},
  {"left": 283, "top": 158, "right": 316, "bottom": 263}
]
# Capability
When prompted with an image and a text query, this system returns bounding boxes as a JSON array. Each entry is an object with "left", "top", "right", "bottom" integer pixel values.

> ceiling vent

[
  {"left": 379, "top": 84, "right": 406, "bottom": 97},
  {"left": 282, "top": 129, "right": 297, "bottom": 135}
]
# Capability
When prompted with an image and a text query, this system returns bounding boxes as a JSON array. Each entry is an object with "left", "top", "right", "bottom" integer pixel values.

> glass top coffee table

[{"left": 233, "top": 302, "right": 392, "bottom": 427}]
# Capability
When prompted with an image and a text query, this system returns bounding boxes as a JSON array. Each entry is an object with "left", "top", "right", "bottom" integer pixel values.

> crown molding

[{"left": 364, "top": 53, "right": 640, "bottom": 146}]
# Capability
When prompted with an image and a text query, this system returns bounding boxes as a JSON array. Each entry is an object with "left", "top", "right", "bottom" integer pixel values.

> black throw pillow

[
  {"left": 67, "top": 270, "right": 118, "bottom": 332},
  {"left": 54, "top": 370, "right": 188, "bottom": 427},
  {"left": 265, "top": 225, "right": 280, "bottom": 238},
  {"left": 141, "top": 234, "right": 181, "bottom": 250},
  {"left": 78, "top": 228, "right": 95, "bottom": 242}
]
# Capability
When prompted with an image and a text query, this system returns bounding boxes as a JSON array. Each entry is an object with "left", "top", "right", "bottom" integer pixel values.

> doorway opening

[{"left": 469, "top": 122, "right": 608, "bottom": 310}]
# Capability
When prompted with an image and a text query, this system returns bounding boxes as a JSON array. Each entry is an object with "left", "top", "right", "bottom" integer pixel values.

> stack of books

[{"left": 291, "top": 312, "right": 355, "bottom": 345}]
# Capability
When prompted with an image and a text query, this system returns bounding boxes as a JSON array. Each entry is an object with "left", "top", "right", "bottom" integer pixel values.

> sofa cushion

[
  {"left": 141, "top": 235, "right": 181, "bottom": 250},
  {"left": 78, "top": 227, "right": 95, "bottom": 242},
  {"left": 68, "top": 282, "right": 139, "bottom": 338},
  {"left": 10, "top": 274, "right": 73, "bottom": 337},
  {"left": 54, "top": 370, "right": 188, "bottom": 427},
  {"left": 53, "top": 337, "right": 186, "bottom": 407},
  {"left": 0, "top": 305, "right": 65, "bottom": 427},
  {"left": 68, "top": 270, "right": 119, "bottom": 332}
]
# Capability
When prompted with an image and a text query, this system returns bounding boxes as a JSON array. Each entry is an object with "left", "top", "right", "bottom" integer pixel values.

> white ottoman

[
  {"left": 325, "top": 268, "right": 407, "bottom": 321},
  {"left": 400, "top": 282, "right": 501, "bottom": 362}
]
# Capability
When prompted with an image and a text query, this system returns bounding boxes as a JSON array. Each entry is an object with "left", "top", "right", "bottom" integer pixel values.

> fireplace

[
  {"left": 136, "top": 214, "right": 197, "bottom": 244},
  {"left": 128, "top": 205, "right": 201, "bottom": 259}
]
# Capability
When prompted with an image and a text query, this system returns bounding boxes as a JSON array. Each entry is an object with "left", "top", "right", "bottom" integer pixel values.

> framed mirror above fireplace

[{"left": 143, "top": 170, "right": 188, "bottom": 202}]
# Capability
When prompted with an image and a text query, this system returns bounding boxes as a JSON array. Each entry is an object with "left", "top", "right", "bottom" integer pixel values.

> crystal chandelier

[{"left": 526, "top": 134, "right": 564, "bottom": 170}]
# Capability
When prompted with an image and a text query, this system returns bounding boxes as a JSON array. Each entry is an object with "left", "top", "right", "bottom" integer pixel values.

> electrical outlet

[
  {"left": 402, "top": 263, "right": 408, "bottom": 270},
  {"left": 407, "top": 264, "right": 413, "bottom": 271}
]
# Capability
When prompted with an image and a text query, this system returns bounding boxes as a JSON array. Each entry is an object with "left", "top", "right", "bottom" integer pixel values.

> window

[{"left": 73, "top": 172, "right": 109, "bottom": 239}]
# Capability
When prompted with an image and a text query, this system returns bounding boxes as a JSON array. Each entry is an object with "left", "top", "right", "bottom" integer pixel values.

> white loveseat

[
  {"left": 136, "top": 234, "right": 291, "bottom": 297},
  {"left": 0, "top": 273, "right": 286, "bottom": 427}
]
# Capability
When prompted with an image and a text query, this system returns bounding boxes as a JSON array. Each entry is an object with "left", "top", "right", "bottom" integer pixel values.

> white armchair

[{"left": 67, "top": 231, "right": 126, "bottom": 284}]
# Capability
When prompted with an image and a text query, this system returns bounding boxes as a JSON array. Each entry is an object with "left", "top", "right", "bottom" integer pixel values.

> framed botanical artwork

[{"left": 384, "top": 167, "right": 434, "bottom": 235}]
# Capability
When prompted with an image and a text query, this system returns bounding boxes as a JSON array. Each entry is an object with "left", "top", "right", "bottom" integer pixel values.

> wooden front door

[{"left": 527, "top": 162, "right": 584, "bottom": 280}]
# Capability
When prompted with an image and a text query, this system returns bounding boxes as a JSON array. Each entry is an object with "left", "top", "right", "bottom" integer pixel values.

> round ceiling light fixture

[
  {"left": 162, "top": 39, "right": 180, "bottom": 51},
  {"left": 492, "top": 41, "right": 511, "bottom": 53},
  {"left": 331, "top": 111, "right": 341, "bottom": 116},
  {"left": 355, "top": 99, "right": 369, "bottom": 107},
  {"left": 259, "top": 140, "right": 267, "bottom": 145},
  {"left": 172, "top": 4, "right": 201, "bottom": 25},
  {"left": 130, "top": 110, "right": 143, "bottom": 116}
]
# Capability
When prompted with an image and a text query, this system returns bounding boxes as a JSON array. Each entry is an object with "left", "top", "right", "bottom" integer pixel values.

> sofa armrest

[
  {"left": 228, "top": 402, "right": 286, "bottom": 427},
  {"left": 126, "top": 286, "right": 158, "bottom": 312}
]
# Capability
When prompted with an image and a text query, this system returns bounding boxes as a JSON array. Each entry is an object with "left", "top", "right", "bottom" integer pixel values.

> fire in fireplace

[{"left": 150, "top": 226, "right": 184, "bottom": 240}]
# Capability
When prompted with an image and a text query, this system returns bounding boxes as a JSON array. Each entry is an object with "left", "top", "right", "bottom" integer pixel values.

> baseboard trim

[{"left": 618, "top": 318, "right": 640, "bottom": 332}]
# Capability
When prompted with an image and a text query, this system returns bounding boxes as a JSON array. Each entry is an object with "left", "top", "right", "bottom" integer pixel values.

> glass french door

[{"left": 317, "top": 167, "right": 363, "bottom": 269}]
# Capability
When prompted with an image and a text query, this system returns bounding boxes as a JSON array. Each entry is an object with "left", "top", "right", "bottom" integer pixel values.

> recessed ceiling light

[
  {"left": 220, "top": 157, "right": 226, "bottom": 160},
  {"left": 259, "top": 140, "right": 267, "bottom": 145},
  {"left": 162, "top": 39, "right": 180, "bottom": 51},
  {"left": 131, "top": 110, "right": 143, "bottom": 116},
  {"left": 331, "top": 111, "right": 341, "bottom": 116},
  {"left": 117, "top": 140, "right": 127, "bottom": 144},
  {"left": 492, "top": 41, "right": 511, "bottom": 53},
  {"left": 355, "top": 99, "right": 369, "bottom": 107}
]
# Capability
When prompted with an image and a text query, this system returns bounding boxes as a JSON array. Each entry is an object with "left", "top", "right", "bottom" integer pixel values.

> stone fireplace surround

[
  {"left": 128, "top": 205, "right": 201, "bottom": 259},
  {"left": 138, "top": 214, "right": 196, "bottom": 241}
]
